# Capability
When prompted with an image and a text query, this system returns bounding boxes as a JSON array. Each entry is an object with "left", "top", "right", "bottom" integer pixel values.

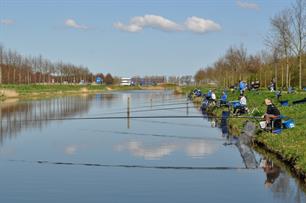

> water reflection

[
  {"left": 260, "top": 158, "right": 305, "bottom": 202},
  {"left": 115, "top": 140, "right": 178, "bottom": 160},
  {"left": 64, "top": 145, "right": 79, "bottom": 155},
  {"left": 260, "top": 158, "right": 281, "bottom": 188},
  {"left": 0, "top": 94, "right": 116, "bottom": 144},
  {"left": 0, "top": 91, "right": 304, "bottom": 203},
  {"left": 200, "top": 108, "right": 306, "bottom": 200},
  {"left": 204, "top": 110, "right": 259, "bottom": 169},
  {"left": 115, "top": 139, "right": 218, "bottom": 160},
  {"left": 185, "top": 141, "right": 218, "bottom": 158},
  {"left": 0, "top": 91, "right": 178, "bottom": 145},
  {"left": 0, "top": 97, "right": 88, "bottom": 141}
]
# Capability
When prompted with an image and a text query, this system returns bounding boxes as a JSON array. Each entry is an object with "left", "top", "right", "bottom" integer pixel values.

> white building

[{"left": 120, "top": 77, "right": 131, "bottom": 86}]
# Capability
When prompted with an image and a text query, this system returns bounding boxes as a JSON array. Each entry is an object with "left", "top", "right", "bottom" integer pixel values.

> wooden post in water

[
  {"left": 186, "top": 102, "right": 189, "bottom": 115},
  {"left": 150, "top": 98, "right": 153, "bottom": 109},
  {"left": 0, "top": 101, "right": 2, "bottom": 136},
  {"left": 127, "top": 97, "right": 130, "bottom": 129}
]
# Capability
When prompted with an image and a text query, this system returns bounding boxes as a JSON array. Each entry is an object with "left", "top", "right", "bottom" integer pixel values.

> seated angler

[
  {"left": 264, "top": 99, "right": 281, "bottom": 130},
  {"left": 233, "top": 93, "right": 247, "bottom": 115},
  {"left": 239, "top": 80, "right": 246, "bottom": 94},
  {"left": 210, "top": 90, "right": 217, "bottom": 105},
  {"left": 220, "top": 91, "right": 227, "bottom": 105},
  {"left": 205, "top": 90, "right": 212, "bottom": 100},
  {"left": 192, "top": 88, "right": 202, "bottom": 97}
]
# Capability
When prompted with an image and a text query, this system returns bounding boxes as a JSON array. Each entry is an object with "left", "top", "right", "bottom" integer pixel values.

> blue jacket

[
  {"left": 239, "top": 81, "right": 245, "bottom": 90},
  {"left": 221, "top": 94, "right": 227, "bottom": 102},
  {"left": 207, "top": 91, "right": 212, "bottom": 98}
]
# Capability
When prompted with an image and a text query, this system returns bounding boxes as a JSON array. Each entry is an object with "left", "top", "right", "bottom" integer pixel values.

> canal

[{"left": 0, "top": 90, "right": 305, "bottom": 203}]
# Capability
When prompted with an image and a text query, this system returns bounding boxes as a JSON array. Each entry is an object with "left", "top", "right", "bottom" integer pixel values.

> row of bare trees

[
  {"left": 0, "top": 45, "right": 109, "bottom": 84},
  {"left": 195, "top": 0, "right": 306, "bottom": 89},
  {"left": 195, "top": 45, "right": 262, "bottom": 86}
]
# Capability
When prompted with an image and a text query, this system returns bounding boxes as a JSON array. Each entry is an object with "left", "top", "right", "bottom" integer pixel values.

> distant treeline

[
  {"left": 131, "top": 75, "right": 193, "bottom": 85},
  {"left": 0, "top": 44, "right": 195, "bottom": 86},
  {"left": 0, "top": 45, "right": 115, "bottom": 84},
  {"left": 195, "top": 0, "right": 306, "bottom": 89}
]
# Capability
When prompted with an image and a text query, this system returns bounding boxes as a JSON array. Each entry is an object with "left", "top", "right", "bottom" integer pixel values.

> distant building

[
  {"left": 131, "top": 76, "right": 165, "bottom": 86},
  {"left": 120, "top": 77, "right": 131, "bottom": 86}
]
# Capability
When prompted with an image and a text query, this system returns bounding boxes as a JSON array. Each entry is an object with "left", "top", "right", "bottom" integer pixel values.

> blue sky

[{"left": 0, "top": 0, "right": 293, "bottom": 77}]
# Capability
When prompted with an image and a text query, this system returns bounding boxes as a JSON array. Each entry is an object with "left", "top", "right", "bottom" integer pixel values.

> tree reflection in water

[{"left": 0, "top": 94, "right": 115, "bottom": 144}]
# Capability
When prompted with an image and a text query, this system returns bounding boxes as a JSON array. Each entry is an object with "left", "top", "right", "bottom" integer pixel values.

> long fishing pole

[
  {"left": 132, "top": 118, "right": 211, "bottom": 128},
  {"left": 140, "top": 97, "right": 188, "bottom": 104},
  {"left": 86, "top": 101, "right": 192, "bottom": 117},
  {"left": 81, "top": 129, "right": 224, "bottom": 141},
  {"left": 131, "top": 101, "right": 191, "bottom": 110},
  {"left": 3, "top": 115, "right": 263, "bottom": 123},
  {"left": 88, "top": 106, "right": 192, "bottom": 116},
  {"left": 91, "top": 102, "right": 192, "bottom": 115},
  {"left": 0, "top": 105, "right": 194, "bottom": 123},
  {"left": 7, "top": 159, "right": 258, "bottom": 170}
]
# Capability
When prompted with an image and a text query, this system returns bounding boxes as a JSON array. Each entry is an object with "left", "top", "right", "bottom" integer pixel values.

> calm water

[{"left": 0, "top": 90, "right": 305, "bottom": 203}]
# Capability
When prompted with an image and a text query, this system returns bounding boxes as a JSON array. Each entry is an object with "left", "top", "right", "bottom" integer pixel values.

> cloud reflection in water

[
  {"left": 115, "top": 139, "right": 218, "bottom": 160},
  {"left": 185, "top": 141, "right": 218, "bottom": 158},
  {"left": 115, "top": 141, "right": 178, "bottom": 160}
]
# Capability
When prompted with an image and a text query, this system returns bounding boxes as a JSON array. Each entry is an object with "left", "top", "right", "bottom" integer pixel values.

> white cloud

[
  {"left": 113, "top": 22, "right": 142, "bottom": 33},
  {"left": 114, "top": 15, "right": 221, "bottom": 34},
  {"left": 236, "top": 0, "right": 260, "bottom": 11},
  {"left": 65, "top": 19, "right": 88, "bottom": 30},
  {"left": 184, "top": 16, "right": 221, "bottom": 33},
  {"left": 0, "top": 19, "right": 15, "bottom": 25},
  {"left": 113, "top": 14, "right": 182, "bottom": 32}
]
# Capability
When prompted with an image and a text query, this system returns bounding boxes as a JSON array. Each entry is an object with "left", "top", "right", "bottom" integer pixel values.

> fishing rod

[
  {"left": 140, "top": 96, "right": 188, "bottom": 104},
  {"left": 86, "top": 101, "right": 192, "bottom": 117},
  {"left": 2, "top": 114, "right": 263, "bottom": 123},
  {"left": 81, "top": 129, "right": 224, "bottom": 141},
  {"left": 7, "top": 159, "right": 258, "bottom": 171},
  {"left": 107, "top": 101, "right": 191, "bottom": 112},
  {"left": 89, "top": 105, "right": 192, "bottom": 116},
  {"left": 0, "top": 106, "right": 201, "bottom": 124},
  {"left": 130, "top": 101, "right": 191, "bottom": 110},
  {"left": 132, "top": 118, "right": 211, "bottom": 128}
]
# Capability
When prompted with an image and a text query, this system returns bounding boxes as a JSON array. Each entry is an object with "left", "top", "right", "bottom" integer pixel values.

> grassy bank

[
  {"left": 0, "top": 84, "right": 176, "bottom": 100},
  {"left": 0, "top": 84, "right": 107, "bottom": 99},
  {"left": 0, "top": 84, "right": 106, "bottom": 93},
  {"left": 181, "top": 86, "right": 306, "bottom": 180}
]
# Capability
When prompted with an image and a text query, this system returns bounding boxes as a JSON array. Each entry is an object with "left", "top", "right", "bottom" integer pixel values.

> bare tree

[
  {"left": 0, "top": 44, "right": 3, "bottom": 84},
  {"left": 265, "top": 26, "right": 284, "bottom": 88},
  {"left": 104, "top": 73, "right": 114, "bottom": 85},
  {"left": 291, "top": 0, "right": 306, "bottom": 89},
  {"left": 223, "top": 45, "right": 248, "bottom": 83},
  {"left": 271, "top": 9, "right": 293, "bottom": 88},
  {"left": 194, "top": 69, "right": 206, "bottom": 85},
  {"left": 0, "top": 45, "right": 97, "bottom": 84}
]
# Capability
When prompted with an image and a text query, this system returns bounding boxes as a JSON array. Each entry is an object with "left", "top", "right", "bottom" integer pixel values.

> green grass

[
  {"left": 0, "top": 84, "right": 106, "bottom": 94},
  {"left": 108, "top": 85, "right": 142, "bottom": 91},
  {"left": 182, "top": 86, "right": 306, "bottom": 176},
  {"left": 0, "top": 83, "right": 177, "bottom": 96},
  {"left": 0, "top": 84, "right": 172, "bottom": 97}
]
